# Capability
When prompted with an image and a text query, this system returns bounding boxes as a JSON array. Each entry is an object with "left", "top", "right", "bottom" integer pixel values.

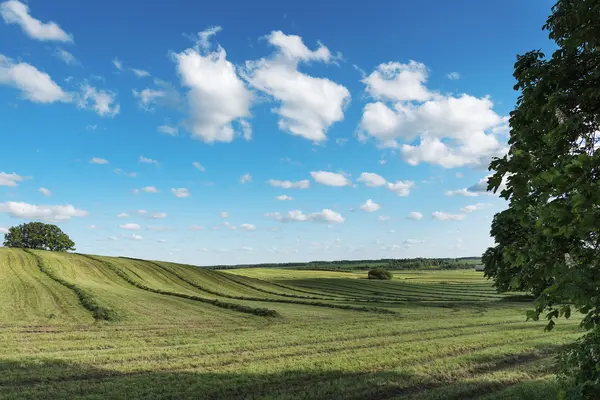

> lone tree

[
  {"left": 3, "top": 222, "right": 75, "bottom": 252},
  {"left": 483, "top": 0, "right": 600, "bottom": 396},
  {"left": 368, "top": 267, "right": 393, "bottom": 280}
]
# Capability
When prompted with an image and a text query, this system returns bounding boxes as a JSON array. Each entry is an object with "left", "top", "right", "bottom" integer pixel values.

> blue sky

[{"left": 0, "top": 0, "right": 555, "bottom": 265}]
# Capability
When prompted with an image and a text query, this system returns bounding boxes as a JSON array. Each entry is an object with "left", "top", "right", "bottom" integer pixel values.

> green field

[{"left": 0, "top": 248, "right": 582, "bottom": 399}]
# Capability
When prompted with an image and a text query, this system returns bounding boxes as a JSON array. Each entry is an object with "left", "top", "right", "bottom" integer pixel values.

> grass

[{"left": 0, "top": 248, "right": 583, "bottom": 399}]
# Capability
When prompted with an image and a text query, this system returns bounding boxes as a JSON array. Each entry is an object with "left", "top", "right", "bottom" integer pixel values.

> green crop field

[{"left": 0, "top": 248, "right": 582, "bottom": 399}]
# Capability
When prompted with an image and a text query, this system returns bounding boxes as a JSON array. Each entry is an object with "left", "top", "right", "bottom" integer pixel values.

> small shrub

[{"left": 368, "top": 267, "right": 392, "bottom": 280}]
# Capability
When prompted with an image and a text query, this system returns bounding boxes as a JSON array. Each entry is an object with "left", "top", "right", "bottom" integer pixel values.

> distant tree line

[{"left": 208, "top": 257, "right": 481, "bottom": 271}]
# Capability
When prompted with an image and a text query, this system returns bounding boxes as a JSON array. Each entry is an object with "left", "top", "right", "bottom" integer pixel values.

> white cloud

[
  {"left": 359, "top": 60, "right": 507, "bottom": 168},
  {"left": 432, "top": 211, "right": 465, "bottom": 221},
  {"left": 266, "top": 209, "right": 344, "bottom": 223},
  {"left": 220, "top": 211, "right": 229, "bottom": 218},
  {"left": 77, "top": 84, "right": 120, "bottom": 117},
  {"left": 141, "top": 186, "right": 158, "bottom": 193},
  {"left": 112, "top": 59, "right": 123, "bottom": 70},
  {"left": 275, "top": 194, "right": 293, "bottom": 201},
  {"left": 139, "top": 155, "right": 158, "bottom": 165},
  {"left": 0, "top": 201, "right": 87, "bottom": 222},
  {"left": 240, "top": 173, "right": 252, "bottom": 184},
  {"left": 133, "top": 88, "right": 165, "bottom": 111},
  {"left": 310, "top": 171, "right": 351, "bottom": 187},
  {"left": 378, "top": 215, "right": 390, "bottom": 221},
  {"left": 357, "top": 172, "right": 386, "bottom": 187},
  {"left": 158, "top": 125, "right": 178, "bottom": 136},
  {"left": 149, "top": 212, "right": 166, "bottom": 219},
  {"left": 0, "top": 227, "right": 9, "bottom": 234},
  {"left": 0, "top": 54, "right": 71, "bottom": 103},
  {"left": 171, "top": 188, "right": 189, "bottom": 198},
  {"left": 189, "top": 225, "right": 204, "bottom": 231},
  {"left": 136, "top": 210, "right": 148, "bottom": 215},
  {"left": 119, "top": 223, "right": 141, "bottom": 230},
  {"left": 54, "top": 48, "right": 78, "bottom": 66},
  {"left": 157, "top": 239, "right": 167, "bottom": 243},
  {"left": 192, "top": 161, "right": 205, "bottom": 171},
  {"left": 241, "top": 223, "right": 256, "bottom": 231},
  {"left": 404, "top": 239, "right": 425, "bottom": 246},
  {"left": 242, "top": 31, "right": 350, "bottom": 142},
  {"left": 223, "top": 221, "right": 237, "bottom": 230},
  {"left": 1, "top": 0, "right": 73, "bottom": 42},
  {"left": 0, "top": 172, "right": 26, "bottom": 187},
  {"left": 267, "top": 179, "right": 310, "bottom": 189},
  {"left": 461, "top": 203, "right": 488, "bottom": 213},
  {"left": 407, "top": 211, "right": 423, "bottom": 220},
  {"left": 38, "top": 187, "right": 51, "bottom": 196},
  {"left": 362, "top": 61, "right": 431, "bottom": 102},
  {"left": 447, "top": 72, "right": 460, "bottom": 80},
  {"left": 117, "top": 213, "right": 129, "bottom": 218},
  {"left": 173, "top": 26, "right": 252, "bottom": 143},
  {"left": 445, "top": 174, "right": 507, "bottom": 197},
  {"left": 387, "top": 180, "right": 414, "bottom": 196},
  {"left": 131, "top": 234, "right": 143, "bottom": 240},
  {"left": 360, "top": 199, "right": 381, "bottom": 212},
  {"left": 131, "top": 68, "right": 150, "bottom": 78},
  {"left": 90, "top": 157, "right": 108, "bottom": 164}
]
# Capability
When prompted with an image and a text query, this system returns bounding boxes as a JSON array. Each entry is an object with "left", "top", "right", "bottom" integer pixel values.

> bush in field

[
  {"left": 3, "top": 222, "right": 75, "bottom": 251},
  {"left": 368, "top": 267, "right": 392, "bottom": 280}
]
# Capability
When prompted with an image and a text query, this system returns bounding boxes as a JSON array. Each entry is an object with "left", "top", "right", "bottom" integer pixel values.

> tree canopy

[
  {"left": 3, "top": 222, "right": 75, "bottom": 252},
  {"left": 483, "top": 0, "right": 600, "bottom": 396}
]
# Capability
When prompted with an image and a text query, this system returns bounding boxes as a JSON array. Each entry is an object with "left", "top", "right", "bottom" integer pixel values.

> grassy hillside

[{"left": 0, "top": 248, "right": 583, "bottom": 399}]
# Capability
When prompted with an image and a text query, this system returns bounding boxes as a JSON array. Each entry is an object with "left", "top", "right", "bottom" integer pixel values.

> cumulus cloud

[
  {"left": 0, "top": 54, "right": 72, "bottom": 103},
  {"left": 378, "top": 215, "right": 390, "bottom": 221},
  {"left": 460, "top": 203, "right": 488, "bottom": 213},
  {"left": 432, "top": 211, "right": 465, "bottom": 221},
  {"left": 0, "top": 201, "right": 87, "bottom": 222},
  {"left": 38, "top": 187, "right": 51, "bottom": 196},
  {"left": 447, "top": 72, "right": 460, "bottom": 80},
  {"left": 112, "top": 59, "right": 123, "bottom": 70},
  {"left": 171, "top": 188, "right": 189, "bottom": 198},
  {"left": 310, "top": 171, "right": 350, "bottom": 187},
  {"left": 90, "top": 157, "right": 109, "bottom": 164},
  {"left": 241, "top": 223, "right": 256, "bottom": 231},
  {"left": 242, "top": 31, "right": 350, "bottom": 142},
  {"left": 139, "top": 155, "right": 158, "bottom": 165},
  {"left": 359, "top": 60, "right": 507, "bottom": 168},
  {"left": 119, "top": 223, "right": 141, "bottom": 230},
  {"left": 240, "top": 173, "right": 252, "bottom": 184},
  {"left": 77, "top": 84, "right": 120, "bottom": 117},
  {"left": 445, "top": 174, "right": 508, "bottom": 197},
  {"left": 173, "top": 26, "right": 252, "bottom": 143},
  {"left": 150, "top": 212, "right": 167, "bottom": 219},
  {"left": 406, "top": 211, "right": 423, "bottom": 220},
  {"left": 357, "top": 172, "right": 386, "bottom": 187},
  {"left": 0, "top": 172, "right": 26, "bottom": 187},
  {"left": 0, "top": 227, "right": 8, "bottom": 234},
  {"left": 275, "top": 194, "right": 293, "bottom": 201},
  {"left": 223, "top": 221, "right": 236, "bottom": 230},
  {"left": 267, "top": 179, "right": 310, "bottom": 189},
  {"left": 117, "top": 213, "right": 128, "bottom": 218},
  {"left": 158, "top": 125, "right": 178, "bottom": 136},
  {"left": 192, "top": 161, "right": 205, "bottom": 171},
  {"left": 266, "top": 209, "right": 344, "bottom": 223},
  {"left": 141, "top": 186, "right": 158, "bottom": 193},
  {"left": 386, "top": 180, "right": 414, "bottom": 196},
  {"left": 131, "top": 234, "right": 143, "bottom": 240},
  {"left": 360, "top": 199, "right": 381, "bottom": 212},
  {"left": 1, "top": 0, "right": 73, "bottom": 42}
]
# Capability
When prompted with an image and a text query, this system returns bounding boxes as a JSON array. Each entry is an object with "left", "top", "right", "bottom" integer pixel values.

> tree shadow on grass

[{"left": 0, "top": 350, "right": 565, "bottom": 400}]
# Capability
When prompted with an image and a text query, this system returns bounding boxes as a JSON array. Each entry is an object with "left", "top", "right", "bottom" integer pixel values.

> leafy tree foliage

[
  {"left": 483, "top": 0, "right": 600, "bottom": 396},
  {"left": 3, "top": 222, "right": 75, "bottom": 252},
  {"left": 367, "top": 268, "right": 392, "bottom": 280}
]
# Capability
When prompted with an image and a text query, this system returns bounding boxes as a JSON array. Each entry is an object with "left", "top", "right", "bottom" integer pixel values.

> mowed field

[{"left": 0, "top": 248, "right": 582, "bottom": 399}]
